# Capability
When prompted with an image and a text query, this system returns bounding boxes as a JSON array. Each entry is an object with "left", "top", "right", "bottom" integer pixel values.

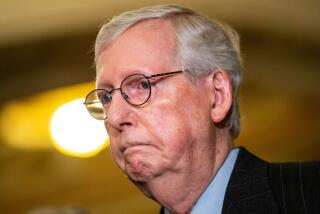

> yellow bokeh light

[
  {"left": 50, "top": 98, "right": 108, "bottom": 158},
  {"left": 0, "top": 81, "right": 110, "bottom": 157}
]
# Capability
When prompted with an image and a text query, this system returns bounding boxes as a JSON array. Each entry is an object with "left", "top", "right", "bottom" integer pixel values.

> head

[
  {"left": 92, "top": 4, "right": 242, "bottom": 205},
  {"left": 95, "top": 5, "right": 242, "bottom": 138}
]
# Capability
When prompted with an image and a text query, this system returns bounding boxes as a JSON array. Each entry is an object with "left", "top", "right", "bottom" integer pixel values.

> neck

[{"left": 136, "top": 128, "right": 233, "bottom": 214}]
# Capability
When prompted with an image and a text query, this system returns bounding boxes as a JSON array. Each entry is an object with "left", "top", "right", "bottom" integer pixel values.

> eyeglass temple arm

[
  {"left": 149, "top": 70, "right": 183, "bottom": 78},
  {"left": 83, "top": 101, "right": 101, "bottom": 105}
]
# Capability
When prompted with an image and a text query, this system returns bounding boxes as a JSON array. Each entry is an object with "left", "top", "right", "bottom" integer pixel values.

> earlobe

[{"left": 209, "top": 70, "right": 233, "bottom": 123}]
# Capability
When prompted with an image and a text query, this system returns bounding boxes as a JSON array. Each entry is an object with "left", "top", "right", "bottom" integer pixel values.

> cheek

[
  {"left": 144, "top": 101, "right": 193, "bottom": 157},
  {"left": 146, "top": 83, "right": 210, "bottom": 153},
  {"left": 147, "top": 83, "right": 206, "bottom": 135}
]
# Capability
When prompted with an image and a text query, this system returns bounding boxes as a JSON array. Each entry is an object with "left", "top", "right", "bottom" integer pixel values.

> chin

[{"left": 125, "top": 162, "right": 155, "bottom": 183}]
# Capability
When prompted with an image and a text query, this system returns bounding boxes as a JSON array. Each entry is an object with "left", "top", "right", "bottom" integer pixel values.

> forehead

[{"left": 96, "top": 19, "right": 178, "bottom": 86}]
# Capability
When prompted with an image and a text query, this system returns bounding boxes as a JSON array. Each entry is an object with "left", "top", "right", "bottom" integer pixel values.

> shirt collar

[{"left": 164, "top": 148, "right": 239, "bottom": 214}]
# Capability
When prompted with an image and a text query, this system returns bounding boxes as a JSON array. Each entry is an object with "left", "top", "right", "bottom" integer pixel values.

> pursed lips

[
  {"left": 120, "top": 141, "right": 149, "bottom": 153},
  {"left": 115, "top": 134, "right": 160, "bottom": 154},
  {"left": 119, "top": 140, "right": 159, "bottom": 155}
]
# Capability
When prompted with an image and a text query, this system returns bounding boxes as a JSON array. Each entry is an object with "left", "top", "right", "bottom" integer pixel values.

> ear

[{"left": 208, "top": 70, "right": 233, "bottom": 123}]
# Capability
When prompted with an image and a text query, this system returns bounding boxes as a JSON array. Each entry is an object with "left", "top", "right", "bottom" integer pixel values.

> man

[{"left": 84, "top": 5, "right": 320, "bottom": 214}]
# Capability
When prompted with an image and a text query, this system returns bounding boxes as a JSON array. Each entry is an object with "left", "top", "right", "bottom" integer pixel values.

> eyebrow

[
  {"left": 96, "top": 81, "right": 113, "bottom": 90},
  {"left": 96, "top": 69, "right": 152, "bottom": 89},
  {"left": 95, "top": 76, "right": 112, "bottom": 89}
]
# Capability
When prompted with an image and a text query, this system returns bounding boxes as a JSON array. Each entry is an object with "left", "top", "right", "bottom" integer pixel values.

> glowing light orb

[{"left": 50, "top": 98, "right": 108, "bottom": 158}]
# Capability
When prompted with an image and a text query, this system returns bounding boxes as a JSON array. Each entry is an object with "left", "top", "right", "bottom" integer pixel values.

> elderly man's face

[{"left": 96, "top": 20, "right": 215, "bottom": 185}]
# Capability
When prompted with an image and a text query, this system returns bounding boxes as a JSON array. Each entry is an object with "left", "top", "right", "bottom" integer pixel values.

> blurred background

[{"left": 1, "top": 0, "right": 319, "bottom": 213}]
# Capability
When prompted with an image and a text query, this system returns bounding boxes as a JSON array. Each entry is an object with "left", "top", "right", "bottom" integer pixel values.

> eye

[
  {"left": 123, "top": 75, "right": 150, "bottom": 91},
  {"left": 139, "top": 80, "right": 150, "bottom": 89},
  {"left": 99, "top": 91, "right": 112, "bottom": 104}
]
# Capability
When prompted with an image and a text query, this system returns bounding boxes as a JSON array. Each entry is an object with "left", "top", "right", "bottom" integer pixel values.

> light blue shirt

[{"left": 164, "top": 148, "right": 239, "bottom": 214}]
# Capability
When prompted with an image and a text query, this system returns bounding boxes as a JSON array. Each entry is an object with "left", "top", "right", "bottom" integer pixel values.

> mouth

[{"left": 122, "top": 143, "right": 152, "bottom": 155}]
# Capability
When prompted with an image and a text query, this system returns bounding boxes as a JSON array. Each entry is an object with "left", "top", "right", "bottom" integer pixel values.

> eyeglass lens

[{"left": 85, "top": 74, "right": 151, "bottom": 120}]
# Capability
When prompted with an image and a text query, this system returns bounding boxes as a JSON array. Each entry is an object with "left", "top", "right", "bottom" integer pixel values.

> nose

[{"left": 106, "top": 90, "right": 133, "bottom": 131}]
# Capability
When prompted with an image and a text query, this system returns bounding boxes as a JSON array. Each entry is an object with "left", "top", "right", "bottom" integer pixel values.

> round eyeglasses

[{"left": 84, "top": 71, "right": 183, "bottom": 120}]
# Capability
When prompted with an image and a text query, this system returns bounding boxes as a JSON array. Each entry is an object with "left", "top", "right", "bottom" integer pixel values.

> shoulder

[
  {"left": 268, "top": 161, "right": 320, "bottom": 213},
  {"left": 225, "top": 147, "right": 320, "bottom": 213}
]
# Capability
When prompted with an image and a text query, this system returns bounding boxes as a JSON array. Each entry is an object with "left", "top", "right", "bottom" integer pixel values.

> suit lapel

[{"left": 222, "top": 147, "right": 279, "bottom": 214}]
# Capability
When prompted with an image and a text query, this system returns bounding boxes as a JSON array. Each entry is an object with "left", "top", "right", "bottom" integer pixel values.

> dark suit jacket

[{"left": 160, "top": 147, "right": 320, "bottom": 214}]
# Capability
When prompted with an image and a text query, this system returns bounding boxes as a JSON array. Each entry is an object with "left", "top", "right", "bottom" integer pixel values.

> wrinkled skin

[{"left": 96, "top": 19, "right": 233, "bottom": 214}]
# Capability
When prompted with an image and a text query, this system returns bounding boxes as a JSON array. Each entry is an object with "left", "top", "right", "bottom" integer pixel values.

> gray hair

[{"left": 94, "top": 5, "right": 243, "bottom": 138}]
